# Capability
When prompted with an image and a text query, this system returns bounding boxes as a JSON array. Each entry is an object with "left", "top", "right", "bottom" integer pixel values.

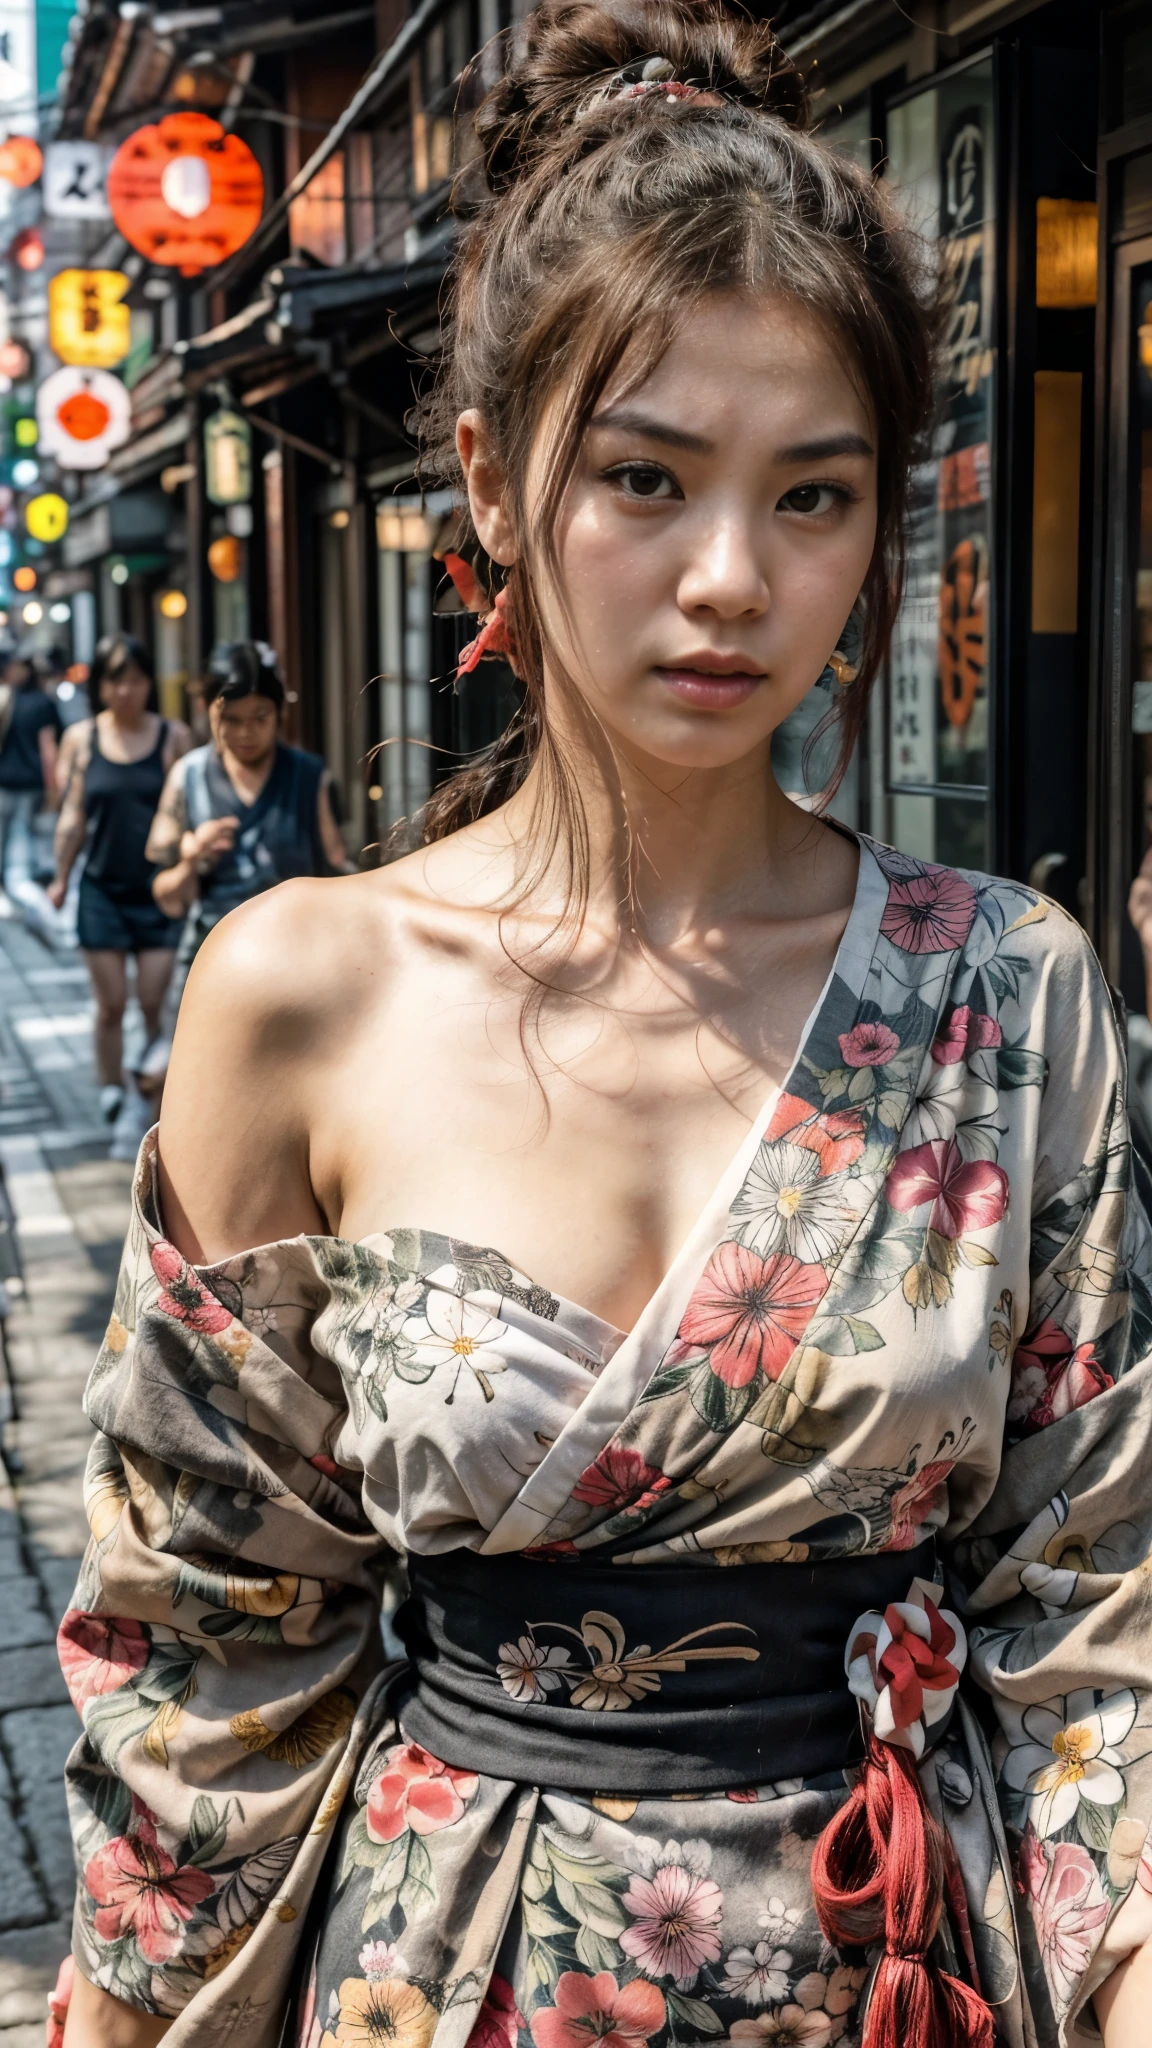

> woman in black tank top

[{"left": 50, "top": 634, "right": 190, "bottom": 1122}]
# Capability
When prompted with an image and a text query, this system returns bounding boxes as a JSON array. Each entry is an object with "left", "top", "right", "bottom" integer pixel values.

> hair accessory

[
  {"left": 443, "top": 552, "right": 513, "bottom": 676},
  {"left": 585, "top": 55, "right": 725, "bottom": 114}
]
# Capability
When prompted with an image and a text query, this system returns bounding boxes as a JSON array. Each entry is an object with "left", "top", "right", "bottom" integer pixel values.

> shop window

[{"left": 878, "top": 56, "right": 995, "bottom": 870}]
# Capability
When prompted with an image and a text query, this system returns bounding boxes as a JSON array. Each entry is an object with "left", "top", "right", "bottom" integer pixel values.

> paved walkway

[{"left": 0, "top": 906, "right": 132, "bottom": 2045}]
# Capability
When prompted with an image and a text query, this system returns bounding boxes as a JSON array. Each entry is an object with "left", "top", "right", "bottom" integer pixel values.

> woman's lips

[{"left": 655, "top": 667, "right": 763, "bottom": 708}]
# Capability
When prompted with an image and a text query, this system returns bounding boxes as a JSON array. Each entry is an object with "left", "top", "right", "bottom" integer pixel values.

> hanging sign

[
  {"left": 107, "top": 112, "right": 263, "bottom": 276},
  {"left": 0, "top": 136, "right": 40, "bottom": 188},
  {"left": 204, "top": 407, "right": 251, "bottom": 505},
  {"left": 36, "top": 366, "right": 130, "bottom": 471},
  {"left": 25, "top": 493, "right": 67, "bottom": 542},
  {"left": 48, "top": 269, "right": 130, "bottom": 368},
  {"left": 43, "top": 141, "right": 110, "bottom": 220}
]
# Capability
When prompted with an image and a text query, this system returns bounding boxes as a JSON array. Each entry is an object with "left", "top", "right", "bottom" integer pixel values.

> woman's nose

[{"left": 676, "top": 519, "right": 770, "bottom": 620}]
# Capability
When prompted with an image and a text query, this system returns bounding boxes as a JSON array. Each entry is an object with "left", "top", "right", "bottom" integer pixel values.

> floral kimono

[{"left": 59, "top": 836, "right": 1152, "bottom": 2048}]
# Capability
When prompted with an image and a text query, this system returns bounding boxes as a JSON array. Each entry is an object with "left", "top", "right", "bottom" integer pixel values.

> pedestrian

[
  {"left": 145, "top": 637, "right": 349, "bottom": 971},
  {"left": 0, "top": 646, "right": 60, "bottom": 899},
  {"left": 48, "top": 632, "right": 190, "bottom": 1125},
  {"left": 55, "top": 5, "right": 1152, "bottom": 2047}
]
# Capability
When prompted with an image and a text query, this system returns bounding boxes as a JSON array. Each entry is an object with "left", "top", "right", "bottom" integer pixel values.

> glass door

[{"left": 877, "top": 55, "right": 996, "bottom": 868}]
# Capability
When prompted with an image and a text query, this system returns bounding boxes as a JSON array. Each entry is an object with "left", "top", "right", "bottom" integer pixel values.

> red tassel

[
  {"left": 810, "top": 1732, "right": 993, "bottom": 2048},
  {"left": 457, "top": 587, "right": 512, "bottom": 676},
  {"left": 442, "top": 552, "right": 486, "bottom": 613}
]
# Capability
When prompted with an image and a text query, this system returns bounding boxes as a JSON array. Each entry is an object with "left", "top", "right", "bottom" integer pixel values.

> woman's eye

[
  {"left": 779, "top": 482, "right": 844, "bottom": 516},
  {"left": 607, "top": 463, "right": 678, "bottom": 501}
]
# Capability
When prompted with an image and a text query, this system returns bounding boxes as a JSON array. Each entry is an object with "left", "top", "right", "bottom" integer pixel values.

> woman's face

[
  {"left": 101, "top": 659, "right": 150, "bottom": 719},
  {"left": 211, "top": 691, "right": 279, "bottom": 765},
  {"left": 463, "top": 291, "right": 879, "bottom": 780}
]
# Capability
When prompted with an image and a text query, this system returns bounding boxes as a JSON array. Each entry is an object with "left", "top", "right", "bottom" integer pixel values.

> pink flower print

[
  {"left": 838, "top": 1021, "right": 900, "bottom": 1068},
  {"left": 620, "top": 1861, "right": 724, "bottom": 1983},
  {"left": 930, "top": 1004, "right": 1002, "bottom": 1066},
  {"left": 530, "top": 1973, "right": 666, "bottom": 2048},
  {"left": 365, "top": 1741, "right": 479, "bottom": 1843},
  {"left": 1017, "top": 1828, "right": 1109, "bottom": 2017},
  {"left": 885, "top": 1138, "right": 1007, "bottom": 1238},
  {"left": 880, "top": 868, "right": 976, "bottom": 954},
  {"left": 765, "top": 1094, "right": 866, "bottom": 1174},
  {"left": 572, "top": 1445, "right": 671, "bottom": 1515},
  {"left": 150, "top": 1240, "right": 233, "bottom": 1334},
  {"left": 84, "top": 1813, "right": 214, "bottom": 1965},
  {"left": 678, "top": 1242, "right": 829, "bottom": 1388},
  {"left": 882, "top": 1458, "right": 956, "bottom": 1551},
  {"left": 467, "top": 1975, "right": 524, "bottom": 2048},
  {"left": 57, "top": 1610, "right": 149, "bottom": 1710},
  {"left": 1009, "top": 1318, "right": 1113, "bottom": 1435}
]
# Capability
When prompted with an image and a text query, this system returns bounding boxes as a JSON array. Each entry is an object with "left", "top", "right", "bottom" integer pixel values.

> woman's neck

[
  {"left": 105, "top": 706, "right": 151, "bottom": 737},
  {"left": 500, "top": 726, "right": 836, "bottom": 947}
]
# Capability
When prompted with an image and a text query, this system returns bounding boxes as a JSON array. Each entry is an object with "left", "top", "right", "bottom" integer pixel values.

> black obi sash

[{"left": 393, "top": 1541, "right": 938, "bottom": 1795}]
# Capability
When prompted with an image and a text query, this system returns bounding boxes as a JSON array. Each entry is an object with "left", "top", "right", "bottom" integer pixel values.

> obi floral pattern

[{"left": 57, "top": 836, "right": 1152, "bottom": 2048}]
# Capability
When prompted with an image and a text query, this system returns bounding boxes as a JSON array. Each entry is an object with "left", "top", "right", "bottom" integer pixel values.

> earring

[{"left": 823, "top": 611, "right": 862, "bottom": 689}]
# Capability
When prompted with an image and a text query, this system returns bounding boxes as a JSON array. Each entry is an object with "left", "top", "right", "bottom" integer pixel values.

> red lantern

[
  {"left": 0, "top": 137, "right": 42, "bottom": 189},
  {"left": 107, "top": 112, "right": 263, "bottom": 276},
  {"left": 9, "top": 228, "right": 43, "bottom": 272}
]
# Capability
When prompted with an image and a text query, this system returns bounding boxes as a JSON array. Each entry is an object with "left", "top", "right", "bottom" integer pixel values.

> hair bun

[{"left": 474, "top": 0, "right": 808, "bottom": 195}]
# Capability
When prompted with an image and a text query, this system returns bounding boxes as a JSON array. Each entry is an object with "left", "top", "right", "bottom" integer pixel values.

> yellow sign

[
  {"left": 48, "top": 269, "right": 131, "bottom": 369},
  {"left": 25, "top": 493, "right": 68, "bottom": 543}
]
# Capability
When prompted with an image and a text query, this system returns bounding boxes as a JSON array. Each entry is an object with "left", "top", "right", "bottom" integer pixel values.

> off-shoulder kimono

[{"left": 58, "top": 836, "right": 1152, "bottom": 2048}]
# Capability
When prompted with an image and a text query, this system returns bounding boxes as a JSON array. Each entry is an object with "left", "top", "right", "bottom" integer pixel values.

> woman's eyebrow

[
  {"left": 774, "top": 431, "right": 875, "bottom": 463},
  {"left": 590, "top": 407, "right": 714, "bottom": 454}
]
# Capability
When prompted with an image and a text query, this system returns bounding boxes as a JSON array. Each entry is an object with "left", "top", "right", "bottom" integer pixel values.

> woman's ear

[{"left": 456, "top": 411, "right": 516, "bottom": 567}]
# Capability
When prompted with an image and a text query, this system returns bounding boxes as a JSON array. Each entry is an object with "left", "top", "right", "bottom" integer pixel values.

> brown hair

[{"left": 414, "top": 0, "right": 936, "bottom": 854}]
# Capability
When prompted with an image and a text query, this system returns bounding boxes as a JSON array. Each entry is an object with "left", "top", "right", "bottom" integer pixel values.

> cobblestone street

[{"left": 0, "top": 906, "right": 132, "bottom": 2045}]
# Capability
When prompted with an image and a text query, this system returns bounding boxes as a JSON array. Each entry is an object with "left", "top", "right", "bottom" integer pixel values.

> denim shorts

[{"left": 77, "top": 876, "right": 180, "bottom": 952}]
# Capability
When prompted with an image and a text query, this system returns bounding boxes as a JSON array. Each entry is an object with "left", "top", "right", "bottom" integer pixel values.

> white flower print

[
  {"left": 720, "top": 1940, "right": 793, "bottom": 2005},
  {"left": 496, "top": 1634, "right": 574, "bottom": 1703},
  {"left": 402, "top": 1291, "right": 510, "bottom": 1399},
  {"left": 757, "top": 1896, "right": 804, "bottom": 1947},
  {"left": 729, "top": 1141, "right": 851, "bottom": 1264},
  {"left": 247, "top": 1304, "right": 279, "bottom": 1335},
  {"left": 1001, "top": 1688, "right": 1137, "bottom": 1837}
]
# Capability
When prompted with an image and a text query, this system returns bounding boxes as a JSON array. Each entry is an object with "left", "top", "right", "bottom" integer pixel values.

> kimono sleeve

[
  {"left": 959, "top": 913, "right": 1152, "bottom": 2045},
  {"left": 60, "top": 1145, "right": 391, "bottom": 2021}
]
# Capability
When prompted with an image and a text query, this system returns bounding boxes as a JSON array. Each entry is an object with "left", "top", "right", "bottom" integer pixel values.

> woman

[
  {"left": 56, "top": 8, "right": 1152, "bottom": 2047},
  {"left": 49, "top": 634, "right": 189, "bottom": 1124},
  {"left": 0, "top": 648, "right": 59, "bottom": 897},
  {"left": 145, "top": 639, "right": 348, "bottom": 973}
]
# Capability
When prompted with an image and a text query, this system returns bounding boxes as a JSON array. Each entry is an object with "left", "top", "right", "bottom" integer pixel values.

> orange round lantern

[
  {"left": 0, "top": 137, "right": 42, "bottom": 189},
  {"left": 107, "top": 112, "right": 263, "bottom": 276},
  {"left": 207, "top": 534, "right": 242, "bottom": 583},
  {"left": 13, "top": 566, "right": 35, "bottom": 592}
]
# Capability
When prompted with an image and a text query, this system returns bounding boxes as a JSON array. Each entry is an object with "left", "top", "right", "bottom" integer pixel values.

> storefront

[{"left": 768, "top": 1, "right": 1152, "bottom": 1024}]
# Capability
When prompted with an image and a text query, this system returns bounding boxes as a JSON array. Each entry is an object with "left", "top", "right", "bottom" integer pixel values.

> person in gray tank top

[{"left": 146, "top": 641, "right": 350, "bottom": 988}]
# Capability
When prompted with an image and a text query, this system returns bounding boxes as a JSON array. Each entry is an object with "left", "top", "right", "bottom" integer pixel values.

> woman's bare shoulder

[{"left": 158, "top": 871, "right": 408, "bottom": 1259}]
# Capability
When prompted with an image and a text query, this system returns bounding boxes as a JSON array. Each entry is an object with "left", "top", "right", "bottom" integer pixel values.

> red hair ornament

[
  {"left": 810, "top": 1580, "right": 993, "bottom": 2048},
  {"left": 443, "top": 553, "right": 514, "bottom": 677}
]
